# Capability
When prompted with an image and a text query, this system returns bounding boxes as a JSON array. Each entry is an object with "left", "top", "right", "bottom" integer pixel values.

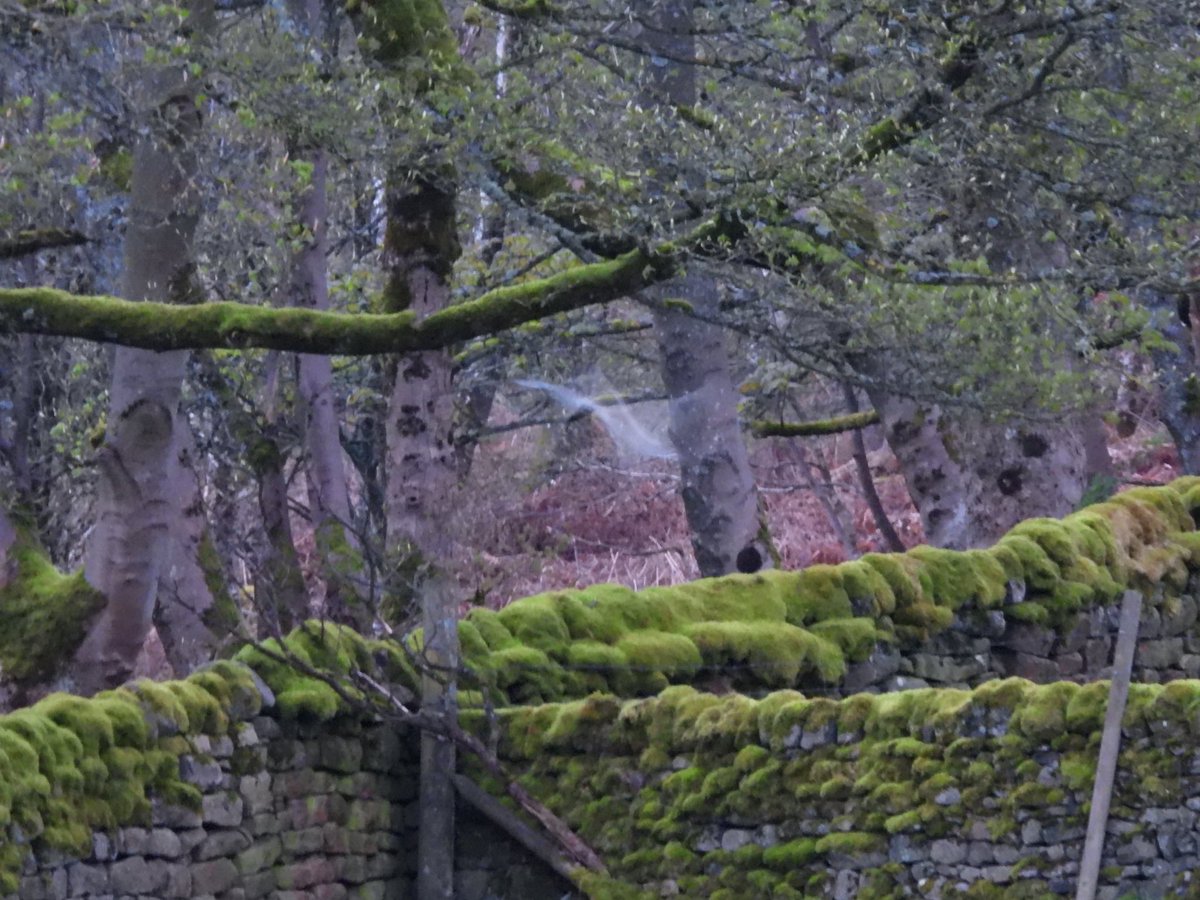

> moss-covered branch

[
  {"left": 0, "top": 228, "right": 88, "bottom": 260},
  {"left": 750, "top": 410, "right": 880, "bottom": 437},
  {"left": 0, "top": 231, "right": 704, "bottom": 352}
]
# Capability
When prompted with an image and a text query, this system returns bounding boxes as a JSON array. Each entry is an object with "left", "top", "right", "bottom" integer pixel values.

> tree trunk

[
  {"left": 640, "top": 0, "right": 766, "bottom": 577},
  {"left": 279, "top": 0, "right": 366, "bottom": 621},
  {"left": 72, "top": 0, "right": 213, "bottom": 695},
  {"left": 652, "top": 281, "right": 764, "bottom": 575},
  {"left": 382, "top": 172, "right": 462, "bottom": 900},
  {"left": 866, "top": 389, "right": 1087, "bottom": 549},
  {"left": 1146, "top": 290, "right": 1200, "bottom": 474},
  {"left": 251, "top": 432, "right": 309, "bottom": 635},
  {"left": 155, "top": 425, "right": 244, "bottom": 671}
]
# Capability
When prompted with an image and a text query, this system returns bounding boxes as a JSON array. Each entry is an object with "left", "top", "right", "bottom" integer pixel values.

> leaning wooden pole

[{"left": 1075, "top": 589, "right": 1142, "bottom": 900}]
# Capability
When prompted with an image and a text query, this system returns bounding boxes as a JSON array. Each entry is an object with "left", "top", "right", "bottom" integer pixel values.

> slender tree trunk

[
  {"left": 155, "top": 425, "right": 244, "bottom": 671},
  {"left": 279, "top": 0, "right": 366, "bottom": 621},
  {"left": 842, "top": 383, "right": 905, "bottom": 552},
  {"left": 380, "top": 172, "right": 462, "bottom": 900},
  {"left": 640, "top": 0, "right": 766, "bottom": 577},
  {"left": 72, "top": 0, "right": 214, "bottom": 694}
]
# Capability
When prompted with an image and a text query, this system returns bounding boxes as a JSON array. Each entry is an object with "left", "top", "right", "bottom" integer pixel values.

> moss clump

[
  {"left": 685, "top": 620, "right": 844, "bottom": 686},
  {"left": 0, "top": 541, "right": 106, "bottom": 684},
  {"left": 0, "top": 660, "right": 266, "bottom": 889},
  {"left": 235, "top": 620, "right": 413, "bottom": 720}
]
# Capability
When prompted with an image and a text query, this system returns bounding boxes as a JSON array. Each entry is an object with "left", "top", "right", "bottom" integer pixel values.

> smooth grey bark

[
  {"left": 641, "top": 0, "right": 765, "bottom": 577},
  {"left": 652, "top": 280, "right": 764, "bottom": 575},
  {"left": 73, "top": 1, "right": 214, "bottom": 694},
  {"left": 154, "top": 425, "right": 243, "bottom": 671},
  {"left": 278, "top": 0, "right": 365, "bottom": 619}
]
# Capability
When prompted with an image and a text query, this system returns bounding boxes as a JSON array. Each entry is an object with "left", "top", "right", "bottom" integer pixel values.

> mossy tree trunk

[
  {"left": 351, "top": 1, "right": 464, "bottom": 895},
  {"left": 640, "top": 0, "right": 765, "bottom": 577},
  {"left": 382, "top": 169, "right": 462, "bottom": 900},
  {"left": 72, "top": 0, "right": 215, "bottom": 695}
]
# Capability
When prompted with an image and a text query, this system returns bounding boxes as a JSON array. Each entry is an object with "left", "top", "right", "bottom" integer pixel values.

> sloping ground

[{"left": 455, "top": 479, "right": 1200, "bottom": 704}]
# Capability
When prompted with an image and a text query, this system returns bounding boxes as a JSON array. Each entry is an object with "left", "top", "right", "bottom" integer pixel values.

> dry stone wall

[
  {"left": 831, "top": 582, "right": 1200, "bottom": 697},
  {"left": 482, "top": 680, "right": 1200, "bottom": 899},
  {"left": 3, "top": 686, "right": 416, "bottom": 900}
]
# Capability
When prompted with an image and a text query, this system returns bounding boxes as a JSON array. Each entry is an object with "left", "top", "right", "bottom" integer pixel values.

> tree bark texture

[
  {"left": 155, "top": 426, "right": 242, "bottom": 672},
  {"left": 640, "top": 0, "right": 765, "bottom": 577},
  {"left": 866, "top": 390, "right": 1086, "bottom": 549},
  {"left": 73, "top": 1, "right": 214, "bottom": 695},
  {"left": 279, "top": 0, "right": 366, "bottom": 617},
  {"left": 380, "top": 173, "right": 462, "bottom": 900},
  {"left": 653, "top": 279, "right": 763, "bottom": 575}
]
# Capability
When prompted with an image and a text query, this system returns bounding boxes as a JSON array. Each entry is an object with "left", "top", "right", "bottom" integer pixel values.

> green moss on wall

[
  {"left": 0, "top": 660, "right": 270, "bottom": 890},
  {"left": 454, "top": 479, "right": 1200, "bottom": 704}
]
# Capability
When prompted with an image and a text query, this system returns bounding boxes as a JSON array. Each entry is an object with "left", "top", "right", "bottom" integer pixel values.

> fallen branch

[
  {"left": 750, "top": 409, "right": 879, "bottom": 437},
  {"left": 0, "top": 228, "right": 88, "bottom": 260}
]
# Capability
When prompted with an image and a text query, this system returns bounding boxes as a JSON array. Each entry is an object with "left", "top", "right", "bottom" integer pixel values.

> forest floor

[{"left": 454, "top": 413, "right": 1181, "bottom": 609}]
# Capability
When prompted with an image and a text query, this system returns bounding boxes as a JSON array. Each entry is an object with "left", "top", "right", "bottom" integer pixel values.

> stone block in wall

[
  {"left": 319, "top": 736, "right": 364, "bottom": 773},
  {"left": 1057, "top": 652, "right": 1084, "bottom": 676},
  {"left": 17, "top": 868, "right": 66, "bottom": 900},
  {"left": 1138, "top": 638, "right": 1184, "bottom": 669},
  {"left": 282, "top": 827, "right": 325, "bottom": 855},
  {"left": 267, "top": 739, "right": 312, "bottom": 771},
  {"left": 195, "top": 828, "right": 252, "bottom": 861},
  {"left": 117, "top": 826, "right": 185, "bottom": 858},
  {"left": 235, "top": 837, "right": 282, "bottom": 876},
  {"left": 152, "top": 799, "right": 202, "bottom": 829},
  {"left": 243, "top": 869, "right": 276, "bottom": 900},
  {"left": 288, "top": 793, "right": 348, "bottom": 829},
  {"left": 274, "top": 856, "right": 338, "bottom": 891},
  {"left": 1056, "top": 615, "right": 1090, "bottom": 654},
  {"left": 248, "top": 812, "right": 284, "bottom": 836},
  {"left": 997, "top": 651, "right": 1059, "bottom": 681},
  {"left": 66, "top": 862, "right": 108, "bottom": 896},
  {"left": 313, "top": 883, "right": 348, "bottom": 900},
  {"left": 1141, "top": 604, "right": 1166, "bottom": 639},
  {"left": 109, "top": 856, "right": 173, "bottom": 895},
  {"left": 1162, "top": 595, "right": 1197, "bottom": 636},
  {"left": 274, "top": 769, "right": 335, "bottom": 799},
  {"left": 202, "top": 791, "right": 245, "bottom": 827},
  {"left": 190, "top": 858, "right": 240, "bottom": 895},
  {"left": 250, "top": 716, "right": 282, "bottom": 741},
  {"left": 999, "top": 622, "right": 1055, "bottom": 656},
  {"left": 239, "top": 772, "right": 273, "bottom": 815}
]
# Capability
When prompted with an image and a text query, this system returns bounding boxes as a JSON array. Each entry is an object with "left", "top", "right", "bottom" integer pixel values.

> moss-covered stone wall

[
  {"left": 0, "top": 622, "right": 577, "bottom": 900},
  {"left": 0, "top": 658, "right": 414, "bottom": 900},
  {"left": 472, "top": 679, "right": 1200, "bottom": 899},
  {"left": 456, "top": 479, "right": 1200, "bottom": 704}
]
